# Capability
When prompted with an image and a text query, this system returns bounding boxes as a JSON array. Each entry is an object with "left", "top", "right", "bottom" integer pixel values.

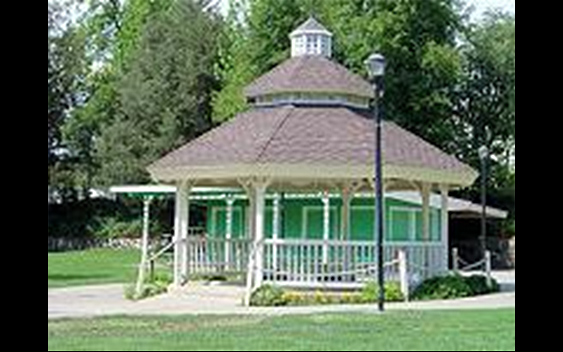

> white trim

[
  {"left": 389, "top": 206, "right": 421, "bottom": 242},
  {"left": 388, "top": 205, "right": 442, "bottom": 244},
  {"left": 254, "top": 99, "right": 369, "bottom": 110},
  {"left": 210, "top": 206, "right": 244, "bottom": 238},
  {"left": 264, "top": 238, "right": 444, "bottom": 248},
  {"left": 148, "top": 164, "right": 478, "bottom": 188},
  {"left": 441, "top": 185, "right": 450, "bottom": 270},
  {"left": 302, "top": 206, "right": 339, "bottom": 239},
  {"left": 111, "top": 187, "right": 506, "bottom": 220},
  {"left": 290, "top": 29, "right": 334, "bottom": 37}
]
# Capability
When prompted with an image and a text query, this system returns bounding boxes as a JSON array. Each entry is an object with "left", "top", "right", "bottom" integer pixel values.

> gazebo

[{"left": 147, "top": 18, "right": 478, "bottom": 296}]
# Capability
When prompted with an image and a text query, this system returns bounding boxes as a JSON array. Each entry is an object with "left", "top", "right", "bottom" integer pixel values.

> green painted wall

[{"left": 205, "top": 195, "right": 442, "bottom": 243}]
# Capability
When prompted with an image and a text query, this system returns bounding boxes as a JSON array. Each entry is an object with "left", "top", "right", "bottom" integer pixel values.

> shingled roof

[
  {"left": 291, "top": 17, "right": 332, "bottom": 35},
  {"left": 244, "top": 56, "right": 374, "bottom": 99},
  {"left": 148, "top": 106, "right": 476, "bottom": 186}
]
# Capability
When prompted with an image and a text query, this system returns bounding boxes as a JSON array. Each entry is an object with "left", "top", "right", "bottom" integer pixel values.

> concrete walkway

[{"left": 48, "top": 271, "right": 515, "bottom": 320}]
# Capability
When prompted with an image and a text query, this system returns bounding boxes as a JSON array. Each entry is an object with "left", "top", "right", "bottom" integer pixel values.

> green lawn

[
  {"left": 48, "top": 249, "right": 141, "bottom": 288},
  {"left": 48, "top": 309, "right": 515, "bottom": 351}
]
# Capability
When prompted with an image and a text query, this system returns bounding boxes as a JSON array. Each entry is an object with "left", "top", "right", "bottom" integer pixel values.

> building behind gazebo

[{"left": 148, "top": 18, "right": 478, "bottom": 294}]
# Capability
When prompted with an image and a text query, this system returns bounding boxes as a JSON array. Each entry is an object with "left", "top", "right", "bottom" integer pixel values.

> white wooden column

[
  {"left": 421, "top": 183, "right": 431, "bottom": 242},
  {"left": 420, "top": 183, "right": 431, "bottom": 277},
  {"left": 225, "top": 195, "right": 235, "bottom": 269},
  {"left": 252, "top": 180, "right": 268, "bottom": 288},
  {"left": 272, "top": 193, "right": 281, "bottom": 273},
  {"left": 322, "top": 192, "right": 330, "bottom": 264},
  {"left": 243, "top": 186, "right": 256, "bottom": 305},
  {"left": 340, "top": 188, "right": 351, "bottom": 241},
  {"left": 246, "top": 190, "right": 255, "bottom": 240},
  {"left": 440, "top": 185, "right": 450, "bottom": 272},
  {"left": 135, "top": 195, "right": 153, "bottom": 297},
  {"left": 173, "top": 182, "right": 191, "bottom": 288}
]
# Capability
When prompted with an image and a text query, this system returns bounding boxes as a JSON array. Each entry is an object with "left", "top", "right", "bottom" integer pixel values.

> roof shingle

[
  {"left": 150, "top": 106, "right": 473, "bottom": 174},
  {"left": 244, "top": 56, "right": 374, "bottom": 99}
]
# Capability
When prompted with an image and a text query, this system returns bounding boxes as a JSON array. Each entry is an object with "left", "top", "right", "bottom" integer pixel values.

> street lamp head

[
  {"left": 365, "top": 53, "right": 386, "bottom": 80},
  {"left": 478, "top": 146, "right": 489, "bottom": 160}
]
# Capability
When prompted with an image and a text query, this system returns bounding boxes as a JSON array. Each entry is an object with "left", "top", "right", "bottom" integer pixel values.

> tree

[
  {"left": 455, "top": 12, "right": 515, "bottom": 169},
  {"left": 452, "top": 12, "right": 516, "bottom": 226},
  {"left": 62, "top": 0, "right": 175, "bottom": 188},
  {"left": 49, "top": 2, "right": 88, "bottom": 191},
  {"left": 212, "top": 0, "right": 464, "bottom": 152},
  {"left": 94, "top": 0, "right": 223, "bottom": 185},
  {"left": 212, "top": 0, "right": 313, "bottom": 122}
]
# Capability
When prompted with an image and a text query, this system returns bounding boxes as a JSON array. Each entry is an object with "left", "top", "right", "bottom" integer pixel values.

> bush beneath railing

[
  {"left": 411, "top": 274, "right": 499, "bottom": 301},
  {"left": 249, "top": 282, "right": 404, "bottom": 307},
  {"left": 124, "top": 274, "right": 171, "bottom": 301}
]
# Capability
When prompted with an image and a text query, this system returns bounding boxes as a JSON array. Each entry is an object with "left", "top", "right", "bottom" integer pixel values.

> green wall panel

[{"left": 205, "top": 195, "right": 442, "bottom": 243}]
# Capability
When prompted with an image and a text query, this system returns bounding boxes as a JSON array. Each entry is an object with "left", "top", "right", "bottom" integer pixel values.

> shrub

[
  {"left": 48, "top": 198, "right": 172, "bottom": 240},
  {"left": 412, "top": 274, "right": 499, "bottom": 301},
  {"left": 361, "top": 281, "right": 404, "bottom": 303},
  {"left": 249, "top": 285, "right": 287, "bottom": 307},
  {"left": 125, "top": 274, "right": 171, "bottom": 301},
  {"left": 412, "top": 275, "right": 471, "bottom": 300},
  {"left": 281, "top": 291, "right": 306, "bottom": 306},
  {"left": 465, "top": 275, "right": 500, "bottom": 295}
]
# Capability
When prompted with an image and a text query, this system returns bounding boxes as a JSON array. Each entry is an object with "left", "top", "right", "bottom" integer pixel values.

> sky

[{"left": 469, "top": 0, "right": 515, "bottom": 20}]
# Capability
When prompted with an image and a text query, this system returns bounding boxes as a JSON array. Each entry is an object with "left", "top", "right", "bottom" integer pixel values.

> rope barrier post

[
  {"left": 398, "top": 249, "right": 409, "bottom": 301},
  {"left": 452, "top": 248, "right": 459, "bottom": 274},
  {"left": 485, "top": 250, "right": 492, "bottom": 288}
]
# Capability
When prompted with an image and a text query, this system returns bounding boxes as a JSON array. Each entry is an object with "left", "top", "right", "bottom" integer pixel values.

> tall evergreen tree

[
  {"left": 62, "top": 0, "right": 175, "bottom": 187},
  {"left": 94, "top": 0, "right": 223, "bottom": 185}
]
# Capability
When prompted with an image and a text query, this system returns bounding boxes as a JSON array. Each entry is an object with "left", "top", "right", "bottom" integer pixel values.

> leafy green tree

[
  {"left": 212, "top": 0, "right": 313, "bottom": 122},
  {"left": 212, "top": 0, "right": 464, "bottom": 151},
  {"left": 455, "top": 12, "right": 515, "bottom": 167},
  {"left": 49, "top": 2, "right": 88, "bottom": 190},
  {"left": 452, "top": 12, "right": 515, "bottom": 227},
  {"left": 94, "top": 0, "right": 223, "bottom": 185}
]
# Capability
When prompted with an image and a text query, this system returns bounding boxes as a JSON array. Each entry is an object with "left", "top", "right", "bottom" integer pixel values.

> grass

[
  {"left": 48, "top": 309, "right": 515, "bottom": 351},
  {"left": 48, "top": 249, "right": 141, "bottom": 288}
]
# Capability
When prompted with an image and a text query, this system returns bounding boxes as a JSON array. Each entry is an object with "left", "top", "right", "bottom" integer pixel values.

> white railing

[
  {"left": 261, "top": 239, "right": 445, "bottom": 288},
  {"left": 182, "top": 237, "right": 446, "bottom": 288},
  {"left": 186, "top": 237, "right": 252, "bottom": 275}
]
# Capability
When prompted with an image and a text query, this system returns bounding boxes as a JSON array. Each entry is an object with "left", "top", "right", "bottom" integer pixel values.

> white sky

[{"left": 469, "top": 0, "right": 515, "bottom": 20}]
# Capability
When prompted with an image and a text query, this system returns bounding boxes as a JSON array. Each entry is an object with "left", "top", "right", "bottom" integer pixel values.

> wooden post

[
  {"left": 421, "top": 183, "right": 431, "bottom": 278},
  {"left": 340, "top": 188, "right": 351, "bottom": 242},
  {"left": 243, "top": 185, "right": 256, "bottom": 306},
  {"left": 398, "top": 249, "right": 409, "bottom": 301},
  {"left": 322, "top": 192, "right": 330, "bottom": 265},
  {"left": 485, "top": 250, "right": 492, "bottom": 288},
  {"left": 272, "top": 193, "right": 281, "bottom": 278},
  {"left": 135, "top": 196, "right": 153, "bottom": 297},
  {"left": 440, "top": 185, "right": 449, "bottom": 272},
  {"left": 225, "top": 196, "right": 235, "bottom": 271},
  {"left": 452, "top": 247, "right": 459, "bottom": 273},
  {"left": 173, "top": 182, "right": 191, "bottom": 288},
  {"left": 252, "top": 180, "right": 268, "bottom": 288}
]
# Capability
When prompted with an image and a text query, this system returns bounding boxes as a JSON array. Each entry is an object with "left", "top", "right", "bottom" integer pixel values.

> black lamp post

[
  {"left": 365, "top": 53, "right": 386, "bottom": 312},
  {"left": 479, "top": 145, "right": 489, "bottom": 259}
]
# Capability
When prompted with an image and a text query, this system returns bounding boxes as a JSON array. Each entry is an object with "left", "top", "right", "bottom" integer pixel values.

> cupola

[{"left": 290, "top": 17, "right": 333, "bottom": 58}]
